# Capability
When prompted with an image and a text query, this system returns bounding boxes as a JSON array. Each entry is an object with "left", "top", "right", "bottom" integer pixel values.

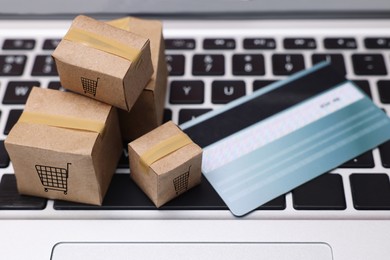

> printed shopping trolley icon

[
  {"left": 35, "top": 163, "right": 71, "bottom": 194},
  {"left": 81, "top": 77, "right": 99, "bottom": 96},
  {"left": 173, "top": 166, "right": 191, "bottom": 195}
]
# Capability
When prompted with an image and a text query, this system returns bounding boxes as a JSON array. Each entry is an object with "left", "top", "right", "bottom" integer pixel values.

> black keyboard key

[
  {"left": 253, "top": 80, "right": 276, "bottom": 91},
  {"left": 203, "top": 38, "right": 235, "bottom": 50},
  {"left": 339, "top": 150, "right": 374, "bottom": 168},
  {"left": 4, "top": 110, "right": 23, "bottom": 135},
  {"left": 272, "top": 54, "right": 305, "bottom": 75},
  {"left": 379, "top": 140, "right": 390, "bottom": 168},
  {"left": 165, "top": 39, "right": 195, "bottom": 50},
  {"left": 3, "top": 81, "right": 39, "bottom": 104},
  {"left": 169, "top": 80, "right": 204, "bottom": 104},
  {"left": 2, "top": 39, "right": 35, "bottom": 50},
  {"left": 352, "top": 54, "right": 387, "bottom": 75},
  {"left": 365, "top": 37, "right": 390, "bottom": 49},
  {"left": 47, "top": 81, "right": 66, "bottom": 91},
  {"left": 284, "top": 38, "right": 316, "bottom": 49},
  {"left": 352, "top": 80, "right": 372, "bottom": 99},
  {"left": 258, "top": 195, "right": 286, "bottom": 210},
  {"left": 243, "top": 38, "right": 276, "bottom": 49},
  {"left": 42, "top": 39, "right": 61, "bottom": 50},
  {"left": 324, "top": 37, "right": 357, "bottom": 49},
  {"left": 293, "top": 173, "right": 346, "bottom": 210},
  {"left": 192, "top": 54, "right": 225, "bottom": 76},
  {"left": 311, "top": 54, "right": 346, "bottom": 76},
  {"left": 350, "top": 173, "right": 390, "bottom": 210},
  {"left": 212, "top": 80, "right": 246, "bottom": 104},
  {"left": 31, "top": 55, "right": 58, "bottom": 76},
  {"left": 232, "top": 54, "right": 265, "bottom": 76},
  {"left": 166, "top": 55, "right": 185, "bottom": 76},
  {"left": 378, "top": 80, "right": 390, "bottom": 103},
  {"left": 0, "top": 141, "right": 10, "bottom": 168},
  {"left": 163, "top": 109, "right": 172, "bottom": 123},
  {"left": 0, "top": 174, "right": 47, "bottom": 210},
  {"left": 178, "top": 109, "right": 212, "bottom": 124},
  {"left": 0, "top": 55, "right": 27, "bottom": 76}
]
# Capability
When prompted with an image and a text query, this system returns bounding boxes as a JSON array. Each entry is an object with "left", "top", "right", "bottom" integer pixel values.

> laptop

[{"left": 1, "top": 0, "right": 390, "bottom": 259}]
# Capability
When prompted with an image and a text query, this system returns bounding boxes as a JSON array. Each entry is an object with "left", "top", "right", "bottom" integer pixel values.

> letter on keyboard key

[
  {"left": 169, "top": 80, "right": 204, "bottom": 104},
  {"left": 0, "top": 55, "right": 27, "bottom": 76},
  {"left": 232, "top": 54, "right": 265, "bottom": 75},
  {"left": 203, "top": 38, "right": 236, "bottom": 50},
  {"left": 324, "top": 38, "right": 357, "bottom": 49},
  {"left": 352, "top": 54, "right": 387, "bottom": 75},
  {"left": 179, "top": 109, "right": 212, "bottom": 124},
  {"left": 2, "top": 39, "right": 35, "bottom": 50},
  {"left": 192, "top": 55, "right": 225, "bottom": 75},
  {"left": 165, "top": 39, "right": 195, "bottom": 50},
  {"left": 339, "top": 150, "right": 374, "bottom": 168},
  {"left": 3, "top": 81, "right": 40, "bottom": 104},
  {"left": 42, "top": 39, "right": 61, "bottom": 50},
  {"left": 272, "top": 54, "right": 305, "bottom": 75},
  {"left": 243, "top": 38, "right": 276, "bottom": 49},
  {"left": 284, "top": 38, "right": 316, "bottom": 49},
  {"left": 31, "top": 55, "right": 58, "bottom": 76},
  {"left": 212, "top": 80, "right": 246, "bottom": 104},
  {"left": 165, "top": 54, "right": 185, "bottom": 76},
  {"left": 364, "top": 37, "right": 390, "bottom": 49}
]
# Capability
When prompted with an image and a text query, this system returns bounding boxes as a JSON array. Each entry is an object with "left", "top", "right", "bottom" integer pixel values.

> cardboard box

[
  {"left": 5, "top": 87, "right": 122, "bottom": 205},
  {"left": 52, "top": 15, "right": 154, "bottom": 111},
  {"left": 108, "top": 17, "right": 168, "bottom": 141},
  {"left": 128, "top": 121, "right": 202, "bottom": 207}
]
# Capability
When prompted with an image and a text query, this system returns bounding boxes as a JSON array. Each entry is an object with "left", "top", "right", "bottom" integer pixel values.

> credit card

[{"left": 181, "top": 62, "right": 390, "bottom": 216}]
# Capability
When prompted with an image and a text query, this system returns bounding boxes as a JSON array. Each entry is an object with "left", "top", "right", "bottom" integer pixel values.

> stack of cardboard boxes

[{"left": 5, "top": 15, "right": 202, "bottom": 207}]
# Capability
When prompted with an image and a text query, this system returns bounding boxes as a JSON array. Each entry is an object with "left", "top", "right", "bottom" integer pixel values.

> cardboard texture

[
  {"left": 5, "top": 87, "right": 122, "bottom": 205},
  {"left": 128, "top": 121, "right": 202, "bottom": 207},
  {"left": 52, "top": 15, "right": 154, "bottom": 111},
  {"left": 108, "top": 17, "right": 168, "bottom": 141}
]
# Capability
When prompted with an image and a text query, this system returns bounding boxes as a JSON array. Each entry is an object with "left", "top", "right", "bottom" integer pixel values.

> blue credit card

[{"left": 180, "top": 62, "right": 390, "bottom": 216}]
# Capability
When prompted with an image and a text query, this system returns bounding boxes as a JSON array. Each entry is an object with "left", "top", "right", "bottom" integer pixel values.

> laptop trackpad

[{"left": 51, "top": 242, "right": 333, "bottom": 260}]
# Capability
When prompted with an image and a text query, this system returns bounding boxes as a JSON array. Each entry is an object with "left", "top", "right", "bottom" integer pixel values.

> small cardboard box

[
  {"left": 52, "top": 15, "right": 154, "bottom": 111},
  {"left": 107, "top": 17, "right": 168, "bottom": 141},
  {"left": 5, "top": 87, "right": 122, "bottom": 205},
  {"left": 128, "top": 121, "right": 202, "bottom": 207}
]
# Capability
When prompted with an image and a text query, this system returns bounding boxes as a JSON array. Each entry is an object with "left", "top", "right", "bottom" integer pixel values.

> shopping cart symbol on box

[
  {"left": 35, "top": 163, "right": 71, "bottom": 195},
  {"left": 173, "top": 166, "right": 191, "bottom": 195},
  {"left": 81, "top": 77, "right": 99, "bottom": 96}
]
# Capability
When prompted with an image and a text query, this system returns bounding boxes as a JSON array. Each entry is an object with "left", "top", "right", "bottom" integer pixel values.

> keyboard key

[
  {"left": 31, "top": 55, "right": 58, "bottom": 76},
  {"left": 272, "top": 54, "right": 305, "bottom": 75},
  {"left": 0, "top": 55, "right": 27, "bottom": 76},
  {"left": 192, "top": 54, "right": 225, "bottom": 76},
  {"left": 232, "top": 54, "right": 265, "bottom": 75},
  {"left": 379, "top": 140, "right": 390, "bottom": 168},
  {"left": 212, "top": 80, "right": 246, "bottom": 104},
  {"left": 163, "top": 109, "right": 172, "bottom": 123},
  {"left": 166, "top": 55, "right": 185, "bottom": 76},
  {"left": 3, "top": 81, "right": 39, "bottom": 104},
  {"left": 203, "top": 38, "right": 235, "bottom": 50},
  {"left": 311, "top": 54, "right": 346, "bottom": 76},
  {"left": 365, "top": 37, "right": 390, "bottom": 49},
  {"left": 258, "top": 195, "right": 286, "bottom": 210},
  {"left": 350, "top": 173, "right": 390, "bottom": 210},
  {"left": 42, "top": 39, "right": 61, "bottom": 50},
  {"left": 352, "top": 80, "right": 372, "bottom": 98},
  {"left": 117, "top": 143, "right": 130, "bottom": 169},
  {"left": 4, "top": 109, "right": 23, "bottom": 135},
  {"left": 339, "top": 150, "right": 374, "bottom": 168},
  {"left": 165, "top": 39, "right": 195, "bottom": 50},
  {"left": 243, "top": 38, "right": 276, "bottom": 49},
  {"left": 253, "top": 80, "right": 276, "bottom": 91},
  {"left": 178, "top": 109, "right": 212, "bottom": 124},
  {"left": 0, "top": 141, "right": 10, "bottom": 168},
  {"left": 2, "top": 39, "right": 35, "bottom": 50},
  {"left": 352, "top": 54, "right": 387, "bottom": 75},
  {"left": 0, "top": 174, "right": 47, "bottom": 210},
  {"left": 377, "top": 80, "right": 390, "bottom": 103},
  {"left": 169, "top": 80, "right": 204, "bottom": 104},
  {"left": 48, "top": 81, "right": 66, "bottom": 91},
  {"left": 324, "top": 37, "right": 357, "bottom": 49},
  {"left": 292, "top": 173, "right": 346, "bottom": 210},
  {"left": 284, "top": 38, "right": 316, "bottom": 49}
]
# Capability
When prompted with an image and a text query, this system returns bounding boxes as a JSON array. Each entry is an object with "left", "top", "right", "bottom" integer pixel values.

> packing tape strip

[
  {"left": 63, "top": 27, "right": 141, "bottom": 63},
  {"left": 18, "top": 111, "right": 105, "bottom": 135},
  {"left": 107, "top": 17, "right": 130, "bottom": 30},
  {"left": 140, "top": 132, "right": 193, "bottom": 170}
]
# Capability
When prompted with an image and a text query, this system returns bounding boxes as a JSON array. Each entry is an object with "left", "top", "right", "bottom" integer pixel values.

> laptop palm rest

[{"left": 51, "top": 242, "right": 333, "bottom": 260}]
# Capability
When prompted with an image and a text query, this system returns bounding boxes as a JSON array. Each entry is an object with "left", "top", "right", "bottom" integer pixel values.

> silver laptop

[{"left": 1, "top": 0, "right": 390, "bottom": 259}]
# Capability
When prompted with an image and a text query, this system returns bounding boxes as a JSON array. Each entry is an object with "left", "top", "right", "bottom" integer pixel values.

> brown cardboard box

[
  {"left": 128, "top": 121, "right": 202, "bottom": 207},
  {"left": 107, "top": 17, "right": 168, "bottom": 141},
  {"left": 5, "top": 87, "right": 122, "bottom": 205},
  {"left": 52, "top": 15, "right": 154, "bottom": 112}
]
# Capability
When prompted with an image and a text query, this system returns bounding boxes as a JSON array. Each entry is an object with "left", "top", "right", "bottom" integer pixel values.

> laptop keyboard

[{"left": 1, "top": 21, "right": 390, "bottom": 218}]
